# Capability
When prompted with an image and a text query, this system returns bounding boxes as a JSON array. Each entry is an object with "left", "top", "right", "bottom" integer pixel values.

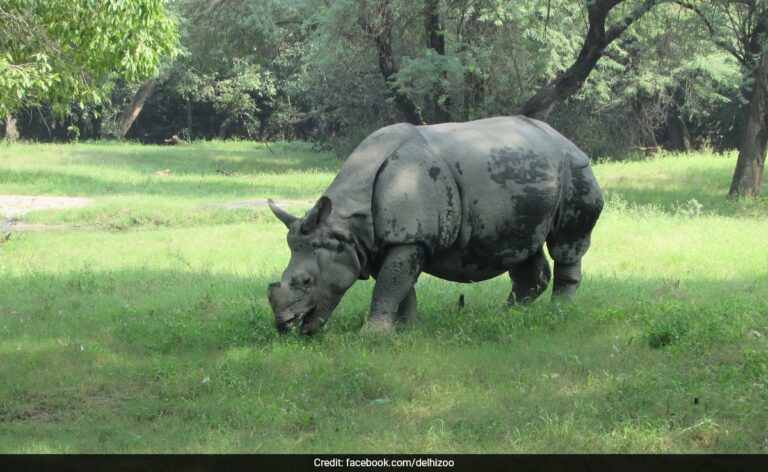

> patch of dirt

[
  {"left": 0, "top": 195, "right": 315, "bottom": 232},
  {"left": 0, "top": 220, "right": 99, "bottom": 232},
  {"left": 217, "top": 198, "right": 314, "bottom": 211},
  {"left": 0, "top": 387, "right": 129, "bottom": 424},
  {"left": 0, "top": 195, "right": 92, "bottom": 218},
  {"left": 0, "top": 195, "right": 94, "bottom": 233}
]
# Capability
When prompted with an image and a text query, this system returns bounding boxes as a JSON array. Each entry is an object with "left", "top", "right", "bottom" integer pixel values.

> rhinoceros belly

[
  {"left": 425, "top": 249, "right": 508, "bottom": 282},
  {"left": 424, "top": 225, "right": 548, "bottom": 283},
  {"left": 422, "top": 185, "right": 560, "bottom": 282}
]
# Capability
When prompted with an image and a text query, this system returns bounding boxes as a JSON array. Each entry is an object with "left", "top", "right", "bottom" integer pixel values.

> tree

[
  {"left": 107, "top": 73, "right": 170, "bottom": 139},
  {"left": 679, "top": 0, "right": 768, "bottom": 196},
  {"left": 5, "top": 0, "right": 746, "bottom": 159},
  {"left": 139, "top": 0, "right": 286, "bottom": 140},
  {"left": 424, "top": 0, "right": 451, "bottom": 122},
  {"left": 359, "top": 0, "right": 424, "bottom": 125},
  {"left": 557, "top": 1, "right": 742, "bottom": 154},
  {"left": 3, "top": 115, "right": 18, "bottom": 143},
  {"left": 731, "top": 49, "right": 768, "bottom": 196},
  {"left": 521, "top": 0, "right": 663, "bottom": 121},
  {"left": 0, "top": 0, "right": 180, "bottom": 120}
]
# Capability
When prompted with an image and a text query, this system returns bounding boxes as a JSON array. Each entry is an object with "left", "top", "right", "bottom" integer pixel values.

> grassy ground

[{"left": 0, "top": 141, "right": 766, "bottom": 453}]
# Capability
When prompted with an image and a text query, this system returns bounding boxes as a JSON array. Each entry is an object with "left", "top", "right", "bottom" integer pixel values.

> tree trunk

[
  {"left": 664, "top": 85, "right": 692, "bottom": 151},
  {"left": 218, "top": 116, "right": 234, "bottom": 139},
  {"left": 463, "top": 70, "right": 485, "bottom": 121},
  {"left": 458, "top": 6, "right": 483, "bottom": 121},
  {"left": 729, "top": 52, "right": 768, "bottom": 197},
  {"left": 3, "top": 115, "right": 18, "bottom": 143},
  {"left": 361, "top": 1, "right": 423, "bottom": 125},
  {"left": 665, "top": 113, "right": 691, "bottom": 152},
  {"left": 186, "top": 97, "right": 193, "bottom": 140},
  {"left": 258, "top": 115, "right": 271, "bottom": 141},
  {"left": 112, "top": 73, "right": 168, "bottom": 139},
  {"left": 521, "top": 0, "right": 658, "bottom": 121},
  {"left": 425, "top": 0, "right": 450, "bottom": 123}
]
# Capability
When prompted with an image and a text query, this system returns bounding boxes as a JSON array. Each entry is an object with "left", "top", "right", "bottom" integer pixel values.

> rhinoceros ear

[
  {"left": 268, "top": 199, "right": 298, "bottom": 228},
  {"left": 300, "top": 196, "right": 332, "bottom": 234}
]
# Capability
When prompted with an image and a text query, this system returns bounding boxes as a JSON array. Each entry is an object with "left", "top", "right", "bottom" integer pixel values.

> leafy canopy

[{"left": 0, "top": 0, "right": 180, "bottom": 116}]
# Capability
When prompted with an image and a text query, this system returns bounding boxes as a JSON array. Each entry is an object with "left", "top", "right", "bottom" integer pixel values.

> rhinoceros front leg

[
  {"left": 364, "top": 245, "right": 424, "bottom": 333},
  {"left": 396, "top": 288, "right": 417, "bottom": 324},
  {"left": 507, "top": 248, "right": 551, "bottom": 305}
]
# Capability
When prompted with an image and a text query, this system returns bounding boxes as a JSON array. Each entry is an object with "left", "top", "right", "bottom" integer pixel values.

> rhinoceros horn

[{"left": 268, "top": 199, "right": 298, "bottom": 227}]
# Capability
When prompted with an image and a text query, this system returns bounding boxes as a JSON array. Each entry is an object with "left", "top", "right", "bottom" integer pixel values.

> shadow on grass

[
  {"left": 62, "top": 143, "right": 340, "bottom": 176},
  {"left": 0, "top": 269, "right": 766, "bottom": 452},
  {"left": 7, "top": 150, "right": 766, "bottom": 218},
  {"left": 600, "top": 166, "right": 767, "bottom": 216},
  {"left": 0, "top": 168, "right": 325, "bottom": 199},
  {"left": 1, "top": 268, "right": 765, "bottom": 354}
]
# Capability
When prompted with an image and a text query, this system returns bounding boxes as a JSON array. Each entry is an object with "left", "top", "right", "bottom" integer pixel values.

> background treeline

[{"left": 0, "top": 0, "right": 753, "bottom": 160}]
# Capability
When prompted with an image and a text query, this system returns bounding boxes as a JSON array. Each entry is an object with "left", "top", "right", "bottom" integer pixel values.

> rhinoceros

[{"left": 267, "top": 116, "right": 603, "bottom": 335}]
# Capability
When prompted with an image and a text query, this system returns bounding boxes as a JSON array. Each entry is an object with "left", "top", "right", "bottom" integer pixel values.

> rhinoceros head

[{"left": 267, "top": 197, "right": 363, "bottom": 335}]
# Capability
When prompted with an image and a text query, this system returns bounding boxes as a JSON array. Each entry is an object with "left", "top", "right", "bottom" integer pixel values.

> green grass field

[{"left": 0, "top": 141, "right": 767, "bottom": 452}]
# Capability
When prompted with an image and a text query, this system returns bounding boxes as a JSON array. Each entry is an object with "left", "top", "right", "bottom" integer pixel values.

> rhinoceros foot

[{"left": 361, "top": 317, "right": 396, "bottom": 335}]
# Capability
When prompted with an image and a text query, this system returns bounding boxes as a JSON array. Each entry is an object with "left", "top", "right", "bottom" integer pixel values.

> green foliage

[
  {"left": 0, "top": 0, "right": 180, "bottom": 117},
  {"left": 2, "top": 0, "right": 759, "bottom": 159},
  {"left": 174, "top": 62, "right": 277, "bottom": 136},
  {"left": 743, "top": 349, "right": 768, "bottom": 385},
  {"left": 267, "top": 0, "right": 746, "bottom": 154},
  {"left": 396, "top": 50, "right": 461, "bottom": 106},
  {"left": 568, "top": 2, "right": 742, "bottom": 147}
]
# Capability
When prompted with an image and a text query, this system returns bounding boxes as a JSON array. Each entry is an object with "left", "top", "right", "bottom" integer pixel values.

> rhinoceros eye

[{"left": 310, "top": 237, "right": 342, "bottom": 252}]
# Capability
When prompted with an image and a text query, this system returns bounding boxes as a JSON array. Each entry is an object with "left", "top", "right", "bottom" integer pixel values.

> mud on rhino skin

[{"left": 267, "top": 115, "right": 604, "bottom": 335}]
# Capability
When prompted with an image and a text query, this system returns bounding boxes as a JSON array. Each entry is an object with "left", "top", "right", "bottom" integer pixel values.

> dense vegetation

[
  {"left": 0, "top": 1, "right": 179, "bottom": 125},
  {"left": 0, "top": 143, "right": 767, "bottom": 452},
  {"left": 3, "top": 1, "right": 768, "bottom": 195}
]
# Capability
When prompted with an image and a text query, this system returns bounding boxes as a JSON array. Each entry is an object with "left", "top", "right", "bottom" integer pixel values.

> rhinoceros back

[
  {"left": 322, "top": 116, "right": 593, "bottom": 272},
  {"left": 417, "top": 116, "right": 589, "bottom": 169},
  {"left": 322, "top": 123, "right": 422, "bottom": 251}
]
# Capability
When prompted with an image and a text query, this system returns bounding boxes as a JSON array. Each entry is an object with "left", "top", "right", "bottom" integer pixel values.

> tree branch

[
  {"left": 606, "top": 0, "right": 661, "bottom": 43},
  {"left": 359, "top": 1, "right": 423, "bottom": 124},
  {"left": 522, "top": 0, "right": 662, "bottom": 121},
  {"left": 676, "top": 0, "right": 748, "bottom": 65}
]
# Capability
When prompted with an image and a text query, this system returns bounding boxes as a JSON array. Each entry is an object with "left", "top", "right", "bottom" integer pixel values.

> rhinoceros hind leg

[
  {"left": 547, "top": 164, "right": 603, "bottom": 302},
  {"left": 364, "top": 245, "right": 424, "bottom": 333},
  {"left": 548, "top": 236, "right": 592, "bottom": 301},
  {"left": 507, "top": 248, "right": 551, "bottom": 305},
  {"left": 551, "top": 259, "right": 581, "bottom": 301},
  {"left": 547, "top": 206, "right": 600, "bottom": 301}
]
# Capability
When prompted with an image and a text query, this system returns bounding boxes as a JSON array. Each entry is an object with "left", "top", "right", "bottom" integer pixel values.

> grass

[
  {"left": 0, "top": 141, "right": 333, "bottom": 229},
  {"left": 0, "top": 141, "right": 767, "bottom": 452}
]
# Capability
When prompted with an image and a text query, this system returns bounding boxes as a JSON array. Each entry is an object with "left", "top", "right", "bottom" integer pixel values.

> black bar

[{"left": 1, "top": 454, "right": 765, "bottom": 472}]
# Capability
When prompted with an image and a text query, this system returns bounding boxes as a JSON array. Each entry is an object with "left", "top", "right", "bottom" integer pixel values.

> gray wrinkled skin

[{"left": 267, "top": 116, "right": 604, "bottom": 335}]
